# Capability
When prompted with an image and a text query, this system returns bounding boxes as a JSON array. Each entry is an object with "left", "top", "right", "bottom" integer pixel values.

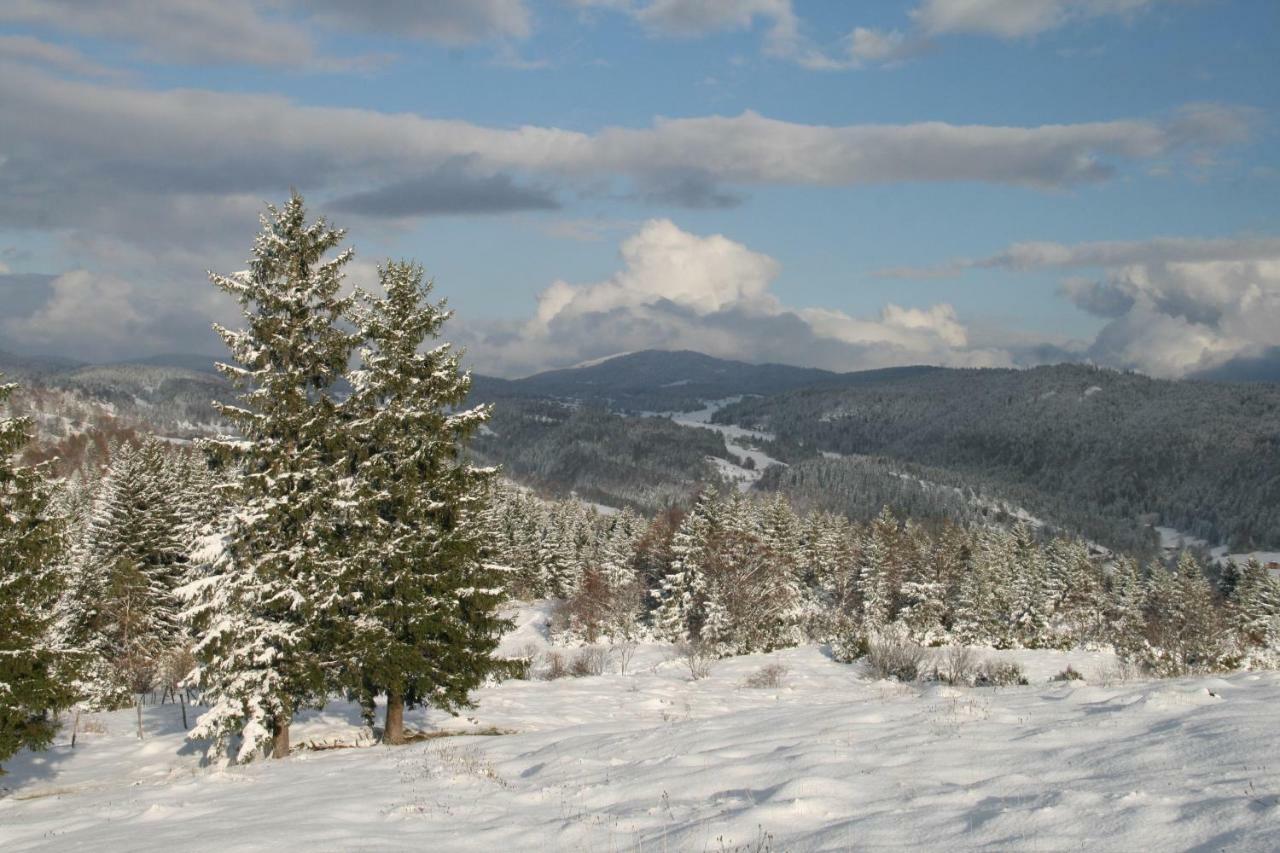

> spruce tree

[
  {"left": 0, "top": 377, "right": 78, "bottom": 773},
  {"left": 337, "top": 260, "right": 508, "bottom": 744},
  {"left": 1231, "top": 558, "right": 1280, "bottom": 659},
  {"left": 652, "top": 488, "right": 720, "bottom": 643},
  {"left": 62, "top": 438, "right": 190, "bottom": 706},
  {"left": 185, "top": 194, "right": 358, "bottom": 763}
]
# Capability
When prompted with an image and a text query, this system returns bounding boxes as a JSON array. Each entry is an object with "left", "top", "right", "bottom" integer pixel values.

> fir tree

[
  {"left": 185, "top": 194, "right": 358, "bottom": 763},
  {"left": 337, "top": 260, "right": 508, "bottom": 744},
  {"left": 0, "top": 377, "right": 78, "bottom": 773}
]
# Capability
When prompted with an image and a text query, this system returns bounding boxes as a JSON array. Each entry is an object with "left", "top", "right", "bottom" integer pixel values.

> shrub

[
  {"left": 742, "top": 663, "right": 789, "bottom": 689},
  {"left": 1051, "top": 665, "right": 1084, "bottom": 682},
  {"left": 677, "top": 641, "right": 716, "bottom": 681},
  {"left": 975, "top": 659, "right": 1027, "bottom": 687},
  {"left": 609, "top": 639, "right": 639, "bottom": 676},
  {"left": 543, "top": 650, "right": 568, "bottom": 681},
  {"left": 936, "top": 646, "right": 978, "bottom": 686},
  {"left": 866, "top": 626, "right": 930, "bottom": 682},
  {"left": 569, "top": 647, "right": 607, "bottom": 677}
]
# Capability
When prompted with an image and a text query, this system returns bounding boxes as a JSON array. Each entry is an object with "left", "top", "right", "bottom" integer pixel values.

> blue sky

[{"left": 0, "top": 0, "right": 1277, "bottom": 377}]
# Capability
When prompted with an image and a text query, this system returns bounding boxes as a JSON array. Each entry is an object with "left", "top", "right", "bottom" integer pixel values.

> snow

[
  {"left": 570, "top": 351, "right": 634, "bottom": 369},
  {"left": 643, "top": 398, "right": 783, "bottom": 492},
  {"left": 1155, "top": 526, "right": 1280, "bottom": 572},
  {"left": 3, "top": 605, "right": 1278, "bottom": 851}
]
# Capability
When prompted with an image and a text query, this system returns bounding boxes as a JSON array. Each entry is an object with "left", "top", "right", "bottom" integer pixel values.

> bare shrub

[
  {"left": 742, "top": 663, "right": 788, "bottom": 689},
  {"left": 569, "top": 646, "right": 607, "bottom": 677},
  {"left": 543, "top": 650, "right": 568, "bottom": 681},
  {"left": 677, "top": 641, "right": 716, "bottom": 681},
  {"left": 938, "top": 646, "right": 977, "bottom": 686},
  {"left": 866, "top": 627, "right": 930, "bottom": 682},
  {"left": 610, "top": 639, "right": 638, "bottom": 675},
  {"left": 1092, "top": 659, "right": 1140, "bottom": 686},
  {"left": 975, "top": 659, "right": 1028, "bottom": 687},
  {"left": 1051, "top": 665, "right": 1085, "bottom": 682}
]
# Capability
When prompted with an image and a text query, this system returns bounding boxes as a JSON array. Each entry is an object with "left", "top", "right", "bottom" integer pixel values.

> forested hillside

[
  {"left": 714, "top": 364, "right": 1280, "bottom": 551},
  {"left": 470, "top": 398, "right": 737, "bottom": 511}
]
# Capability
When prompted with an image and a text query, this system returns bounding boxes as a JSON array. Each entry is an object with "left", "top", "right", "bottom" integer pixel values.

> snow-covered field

[{"left": 3, "top": 607, "right": 1278, "bottom": 851}]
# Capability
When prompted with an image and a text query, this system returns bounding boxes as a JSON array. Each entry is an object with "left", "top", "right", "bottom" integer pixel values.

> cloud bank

[
  {"left": 463, "top": 219, "right": 1012, "bottom": 376},
  {"left": 876, "top": 235, "right": 1280, "bottom": 378}
]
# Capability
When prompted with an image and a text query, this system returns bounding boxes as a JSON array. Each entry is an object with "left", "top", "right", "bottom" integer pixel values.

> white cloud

[
  {"left": 910, "top": 0, "right": 1162, "bottom": 39},
  {"left": 0, "top": 63, "right": 1245, "bottom": 250},
  {"left": 1, "top": 270, "right": 146, "bottom": 361},
  {"left": 876, "top": 233, "right": 1280, "bottom": 378},
  {"left": 0, "top": 34, "right": 122, "bottom": 77},
  {"left": 467, "top": 219, "right": 1009, "bottom": 375},
  {"left": 303, "top": 0, "right": 532, "bottom": 44},
  {"left": 0, "top": 0, "right": 317, "bottom": 67},
  {"left": 0, "top": 0, "right": 534, "bottom": 69}
]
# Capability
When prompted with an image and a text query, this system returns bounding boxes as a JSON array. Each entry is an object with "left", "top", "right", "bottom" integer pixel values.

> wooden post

[
  {"left": 71, "top": 709, "right": 81, "bottom": 748},
  {"left": 179, "top": 694, "right": 188, "bottom": 730},
  {"left": 136, "top": 698, "right": 143, "bottom": 740}
]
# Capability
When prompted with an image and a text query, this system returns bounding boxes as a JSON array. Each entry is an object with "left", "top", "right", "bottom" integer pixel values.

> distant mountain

[
  {"left": 472, "top": 349, "right": 844, "bottom": 411},
  {"left": 123, "top": 352, "right": 224, "bottom": 376},
  {"left": 0, "top": 348, "right": 86, "bottom": 378}
]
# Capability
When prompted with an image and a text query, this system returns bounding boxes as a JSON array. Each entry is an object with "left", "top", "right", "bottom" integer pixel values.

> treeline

[
  {"left": 714, "top": 363, "right": 1280, "bottom": 551},
  {"left": 487, "top": 486, "right": 1280, "bottom": 674}
]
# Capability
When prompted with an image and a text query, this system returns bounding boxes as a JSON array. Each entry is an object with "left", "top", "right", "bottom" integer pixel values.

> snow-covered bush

[
  {"left": 742, "top": 663, "right": 788, "bottom": 689},
  {"left": 866, "top": 626, "right": 931, "bottom": 682},
  {"left": 974, "top": 660, "right": 1027, "bottom": 687}
]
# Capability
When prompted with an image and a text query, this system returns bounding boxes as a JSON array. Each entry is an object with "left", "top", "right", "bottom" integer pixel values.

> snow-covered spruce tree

[
  {"left": 1142, "top": 552, "right": 1223, "bottom": 675},
  {"left": 1008, "top": 524, "right": 1050, "bottom": 648},
  {"left": 61, "top": 438, "right": 190, "bottom": 706},
  {"left": 896, "top": 520, "right": 948, "bottom": 645},
  {"left": 337, "top": 260, "right": 508, "bottom": 745},
  {"left": 184, "top": 194, "right": 358, "bottom": 763},
  {"left": 954, "top": 526, "right": 1016, "bottom": 648},
  {"left": 0, "top": 377, "right": 78, "bottom": 774},
  {"left": 1106, "top": 555, "right": 1147, "bottom": 661},
  {"left": 859, "top": 506, "right": 902, "bottom": 633},
  {"left": 1230, "top": 558, "right": 1280, "bottom": 665},
  {"left": 652, "top": 488, "right": 721, "bottom": 643}
]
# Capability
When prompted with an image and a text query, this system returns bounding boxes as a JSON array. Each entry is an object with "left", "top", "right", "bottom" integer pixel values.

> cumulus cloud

[
  {"left": 464, "top": 219, "right": 1011, "bottom": 376},
  {"left": 878, "top": 234, "right": 1280, "bottom": 378}
]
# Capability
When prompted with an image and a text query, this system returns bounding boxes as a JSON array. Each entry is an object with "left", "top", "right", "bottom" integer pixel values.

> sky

[{"left": 0, "top": 0, "right": 1277, "bottom": 379}]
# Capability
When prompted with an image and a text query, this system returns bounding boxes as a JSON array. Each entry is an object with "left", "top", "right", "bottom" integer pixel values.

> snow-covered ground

[{"left": 3, "top": 606, "right": 1278, "bottom": 851}]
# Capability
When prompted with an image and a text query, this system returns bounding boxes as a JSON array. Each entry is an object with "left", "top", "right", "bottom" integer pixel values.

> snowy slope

[{"left": 2, "top": 611, "right": 1277, "bottom": 851}]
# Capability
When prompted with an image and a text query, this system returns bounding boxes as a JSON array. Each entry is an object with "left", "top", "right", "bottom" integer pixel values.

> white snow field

[{"left": 3, "top": 607, "right": 1278, "bottom": 852}]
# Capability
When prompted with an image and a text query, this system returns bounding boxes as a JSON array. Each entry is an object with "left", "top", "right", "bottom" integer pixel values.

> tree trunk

[
  {"left": 383, "top": 691, "right": 405, "bottom": 745},
  {"left": 272, "top": 715, "right": 291, "bottom": 759}
]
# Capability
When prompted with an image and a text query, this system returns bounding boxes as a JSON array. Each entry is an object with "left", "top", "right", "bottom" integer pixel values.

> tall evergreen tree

[
  {"left": 185, "top": 194, "right": 358, "bottom": 763},
  {"left": 0, "top": 377, "right": 78, "bottom": 773},
  {"left": 337, "top": 260, "right": 508, "bottom": 744}
]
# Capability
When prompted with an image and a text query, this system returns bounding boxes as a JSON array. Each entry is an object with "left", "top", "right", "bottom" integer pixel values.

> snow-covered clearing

[
  {"left": 3, "top": 606, "right": 1278, "bottom": 851},
  {"left": 645, "top": 399, "right": 784, "bottom": 492}
]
